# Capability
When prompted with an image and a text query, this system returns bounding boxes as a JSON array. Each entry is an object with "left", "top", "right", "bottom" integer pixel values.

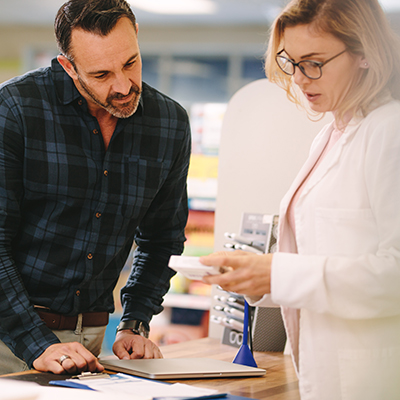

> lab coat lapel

[
  {"left": 300, "top": 119, "right": 362, "bottom": 198},
  {"left": 279, "top": 122, "right": 334, "bottom": 221},
  {"left": 277, "top": 118, "right": 362, "bottom": 252},
  {"left": 277, "top": 122, "right": 334, "bottom": 254},
  {"left": 276, "top": 123, "right": 334, "bottom": 372}
]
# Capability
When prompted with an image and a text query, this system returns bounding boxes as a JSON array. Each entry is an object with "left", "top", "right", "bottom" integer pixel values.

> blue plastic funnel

[{"left": 232, "top": 300, "right": 258, "bottom": 367}]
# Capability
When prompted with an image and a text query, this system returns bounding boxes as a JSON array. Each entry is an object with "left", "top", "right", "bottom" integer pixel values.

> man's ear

[{"left": 57, "top": 54, "right": 78, "bottom": 80}]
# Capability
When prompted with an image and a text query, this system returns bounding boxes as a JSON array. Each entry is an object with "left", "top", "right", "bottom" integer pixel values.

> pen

[
  {"left": 224, "top": 232, "right": 252, "bottom": 245},
  {"left": 224, "top": 306, "right": 245, "bottom": 319},
  {"left": 227, "top": 296, "right": 245, "bottom": 307},
  {"left": 214, "top": 295, "right": 227, "bottom": 303},
  {"left": 234, "top": 244, "right": 263, "bottom": 254},
  {"left": 210, "top": 315, "right": 222, "bottom": 324},
  {"left": 152, "top": 393, "right": 228, "bottom": 400},
  {"left": 224, "top": 232, "right": 265, "bottom": 251},
  {"left": 223, "top": 243, "right": 235, "bottom": 250},
  {"left": 223, "top": 317, "right": 244, "bottom": 331}
]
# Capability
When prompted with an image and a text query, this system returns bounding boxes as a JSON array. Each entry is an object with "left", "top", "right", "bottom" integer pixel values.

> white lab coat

[{"left": 251, "top": 100, "right": 400, "bottom": 400}]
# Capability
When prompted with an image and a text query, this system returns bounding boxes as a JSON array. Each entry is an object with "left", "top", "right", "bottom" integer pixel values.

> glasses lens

[
  {"left": 299, "top": 61, "right": 322, "bottom": 79},
  {"left": 276, "top": 56, "right": 294, "bottom": 75}
]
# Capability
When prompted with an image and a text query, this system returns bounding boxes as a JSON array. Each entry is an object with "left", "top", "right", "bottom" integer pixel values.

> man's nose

[{"left": 113, "top": 72, "right": 131, "bottom": 95}]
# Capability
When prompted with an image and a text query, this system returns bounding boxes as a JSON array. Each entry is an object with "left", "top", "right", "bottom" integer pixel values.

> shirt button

[
  {"left": 104, "top": 170, "right": 108, "bottom": 177},
  {"left": 76, "top": 290, "right": 81, "bottom": 296},
  {"left": 87, "top": 253, "right": 93, "bottom": 260},
  {"left": 93, "top": 129, "right": 99, "bottom": 135},
  {"left": 96, "top": 212, "right": 102, "bottom": 218}
]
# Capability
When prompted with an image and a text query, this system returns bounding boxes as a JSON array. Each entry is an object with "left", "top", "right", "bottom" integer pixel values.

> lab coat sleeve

[
  {"left": 270, "top": 109, "right": 400, "bottom": 320},
  {"left": 245, "top": 294, "right": 281, "bottom": 308}
]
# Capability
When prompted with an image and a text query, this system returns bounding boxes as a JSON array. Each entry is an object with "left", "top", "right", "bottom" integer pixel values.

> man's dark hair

[{"left": 55, "top": 0, "right": 137, "bottom": 62}]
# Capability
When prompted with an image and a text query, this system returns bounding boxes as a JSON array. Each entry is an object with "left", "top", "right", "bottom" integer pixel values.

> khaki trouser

[{"left": 0, "top": 324, "right": 107, "bottom": 375}]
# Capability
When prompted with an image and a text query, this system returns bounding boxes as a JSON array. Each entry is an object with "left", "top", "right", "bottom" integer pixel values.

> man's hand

[
  {"left": 32, "top": 342, "right": 104, "bottom": 374},
  {"left": 113, "top": 330, "right": 163, "bottom": 359}
]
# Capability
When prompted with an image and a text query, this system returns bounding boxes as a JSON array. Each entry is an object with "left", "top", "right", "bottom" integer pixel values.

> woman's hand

[{"left": 200, "top": 250, "right": 273, "bottom": 296}]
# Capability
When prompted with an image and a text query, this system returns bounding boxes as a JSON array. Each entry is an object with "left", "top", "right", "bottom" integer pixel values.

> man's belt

[{"left": 35, "top": 307, "right": 109, "bottom": 330}]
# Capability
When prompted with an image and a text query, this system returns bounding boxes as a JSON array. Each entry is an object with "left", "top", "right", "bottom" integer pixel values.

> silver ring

[{"left": 58, "top": 354, "right": 71, "bottom": 365}]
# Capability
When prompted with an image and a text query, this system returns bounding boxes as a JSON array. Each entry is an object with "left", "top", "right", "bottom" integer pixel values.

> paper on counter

[
  {"left": 64, "top": 373, "right": 218, "bottom": 399},
  {"left": 0, "top": 380, "right": 113, "bottom": 400},
  {"left": 1, "top": 373, "right": 217, "bottom": 400},
  {"left": 0, "top": 379, "right": 41, "bottom": 400}
]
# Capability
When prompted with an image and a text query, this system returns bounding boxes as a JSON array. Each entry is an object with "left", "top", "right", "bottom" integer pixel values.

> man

[{"left": 0, "top": 0, "right": 190, "bottom": 374}]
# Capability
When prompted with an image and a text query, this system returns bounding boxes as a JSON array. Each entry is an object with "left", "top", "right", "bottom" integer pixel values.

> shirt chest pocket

[
  {"left": 122, "top": 157, "right": 165, "bottom": 219},
  {"left": 315, "top": 207, "right": 378, "bottom": 256}
]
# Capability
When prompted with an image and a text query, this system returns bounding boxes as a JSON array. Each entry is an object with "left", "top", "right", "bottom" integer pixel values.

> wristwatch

[{"left": 116, "top": 320, "right": 149, "bottom": 338}]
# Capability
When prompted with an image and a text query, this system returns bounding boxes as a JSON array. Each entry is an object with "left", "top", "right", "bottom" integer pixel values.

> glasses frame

[{"left": 275, "top": 49, "right": 347, "bottom": 80}]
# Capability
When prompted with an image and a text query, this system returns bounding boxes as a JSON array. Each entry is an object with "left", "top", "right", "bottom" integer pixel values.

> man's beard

[{"left": 77, "top": 74, "right": 141, "bottom": 118}]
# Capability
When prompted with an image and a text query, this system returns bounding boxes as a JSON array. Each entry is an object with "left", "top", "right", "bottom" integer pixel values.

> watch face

[{"left": 139, "top": 325, "right": 149, "bottom": 338}]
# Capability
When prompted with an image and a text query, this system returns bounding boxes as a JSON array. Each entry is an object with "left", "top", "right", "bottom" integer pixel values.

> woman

[{"left": 201, "top": 0, "right": 400, "bottom": 399}]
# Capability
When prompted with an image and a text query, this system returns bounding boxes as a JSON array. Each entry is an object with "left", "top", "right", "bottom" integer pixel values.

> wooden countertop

[
  {"left": 0, "top": 337, "right": 300, "bottom": 400},
  {"left": 159, "top": 337, "right": 300, "bottom": 400}
]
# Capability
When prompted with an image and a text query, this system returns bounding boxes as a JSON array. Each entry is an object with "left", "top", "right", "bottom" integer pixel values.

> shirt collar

[
  {"left": 52, "top": 56, "right": 144, "bottom": 114},
  {"left": 52, "top": 57, "right": 81, "bottom": 105}
]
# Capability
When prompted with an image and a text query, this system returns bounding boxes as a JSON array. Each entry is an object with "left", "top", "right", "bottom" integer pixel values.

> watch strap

[{"left": 116, "top": 320, "right": 149, "bottom": 338}]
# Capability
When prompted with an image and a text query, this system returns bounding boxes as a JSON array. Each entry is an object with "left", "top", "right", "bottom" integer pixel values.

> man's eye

[{"left": 95, "top": 73, "right": 108, "bottom": 79}]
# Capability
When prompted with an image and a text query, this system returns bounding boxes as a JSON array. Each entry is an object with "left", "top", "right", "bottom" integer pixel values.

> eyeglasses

[{"left": 275, "top": 49, "right": 347, "bottom": 80}]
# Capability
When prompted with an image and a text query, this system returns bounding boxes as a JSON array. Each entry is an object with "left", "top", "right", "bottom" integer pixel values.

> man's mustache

[{"left": 108, "top": 85, "right": 141, "bottom": 101}]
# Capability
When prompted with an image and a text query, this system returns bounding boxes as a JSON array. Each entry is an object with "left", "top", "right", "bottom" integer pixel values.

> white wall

[{"left": 209, "top": 78, "right": 332, "bottom": 338}]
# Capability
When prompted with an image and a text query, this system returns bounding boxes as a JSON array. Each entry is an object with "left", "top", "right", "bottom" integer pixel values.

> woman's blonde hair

[{"left": 265, "top": 0, "right": 400, "bottom": 122}]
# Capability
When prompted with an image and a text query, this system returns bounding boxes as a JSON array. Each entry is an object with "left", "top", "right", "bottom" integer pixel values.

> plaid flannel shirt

[{"left": 0, "top": 58, "right": 190, "bottom": 367}]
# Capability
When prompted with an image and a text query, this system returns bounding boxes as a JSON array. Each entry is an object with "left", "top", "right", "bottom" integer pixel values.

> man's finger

[
  {"left": 59, "top": 357, "right": 77, "bottom": 374},
  {"left": 143, "top": 341, "right": 163, "bottom": 359},
  {"left": 74, "top": 345, "right": 104, "bottom": 372},
  {"left": 113, "top": 341, "right": 131, "bottom": 360}
]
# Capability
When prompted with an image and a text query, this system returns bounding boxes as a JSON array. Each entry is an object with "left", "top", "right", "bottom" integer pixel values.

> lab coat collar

[
  {"left": 300, "top": 117, "right": 363, "bottom": 197},
  {"left": 278, "top": 115, "right": 364, "bottom": 239},
  {"left": 288, "top": 116, "right": 363, "bottom": 204}
]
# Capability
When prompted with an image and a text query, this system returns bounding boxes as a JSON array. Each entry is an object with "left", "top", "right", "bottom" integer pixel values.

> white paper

[
  {"left": 0, "top": 379, "right": 41, "bottom": 400},
  {"left": 0, "top": 380, "right": 113, "bottom": 400},
  {"left": 0, "top": 375, "right": 218, "bottom": 400},
  {"left": 66, "top": 373, "right": 217, "bottom": 400}
]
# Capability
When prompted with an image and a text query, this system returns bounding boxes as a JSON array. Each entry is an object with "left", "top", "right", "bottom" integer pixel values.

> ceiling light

[{"left": 129, "top": 0, "right": 217, "bottom": 15}]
